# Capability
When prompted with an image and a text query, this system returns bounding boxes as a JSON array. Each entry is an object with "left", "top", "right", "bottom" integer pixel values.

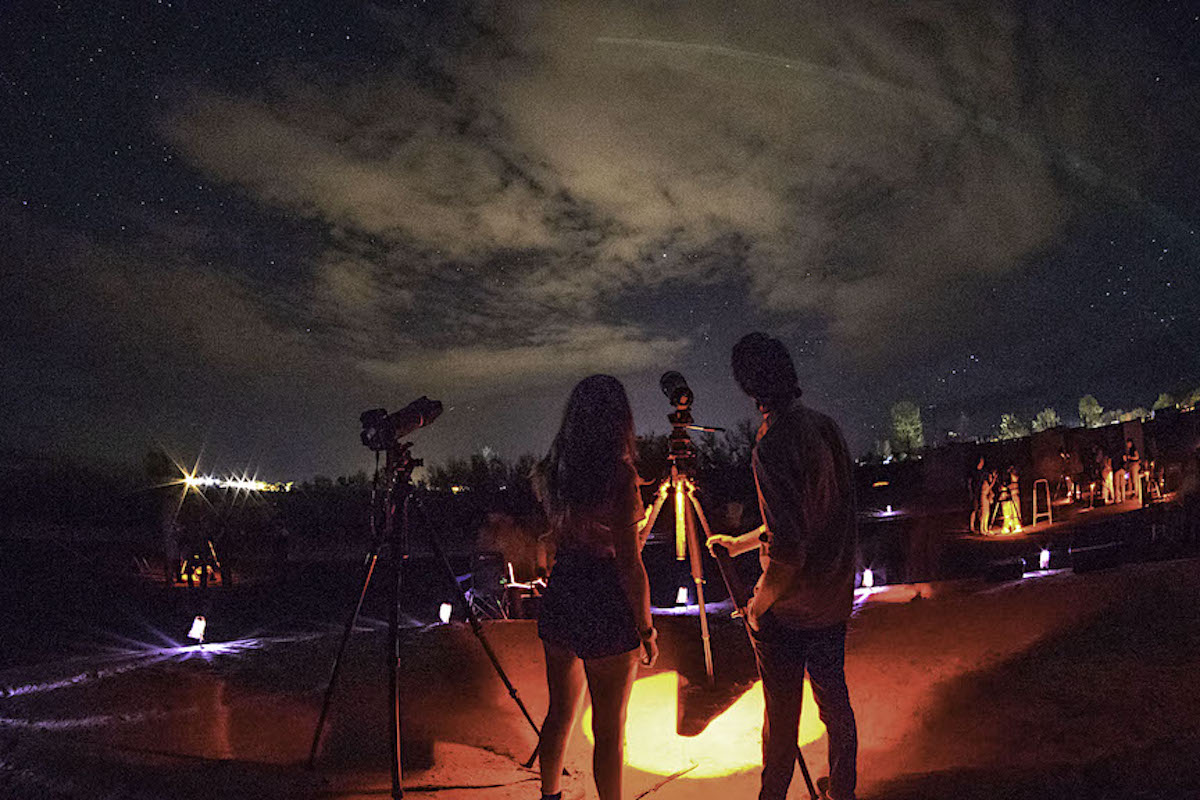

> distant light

[
  {"left": 181, "top": 471, "right": 287, "bottom": 492},
  {"left": 885, "top": 504, "right": 893, "bottom": 514},
  {"left": 861, "top": 569, "right": 874, "bottom": 589},
  {"left": 187, "top": 615, "right": 206, "bottom": 643},
  {"left": 439, "top": 603, "right": 452, "bottom": 624},
  {"left": 872, "top": 480, "right": 889, "bottom": 488},
  {"left": 1039, "top": 549, "right": 1051, "bottom": 570},
  {"left": 676, "top": 586, "right": 689, "bottom": 606}
]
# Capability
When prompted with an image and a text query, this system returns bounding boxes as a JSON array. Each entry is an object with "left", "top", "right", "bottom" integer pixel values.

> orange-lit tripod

[{"left": 641, "top": 372, "right": 725, "bottom": 684}]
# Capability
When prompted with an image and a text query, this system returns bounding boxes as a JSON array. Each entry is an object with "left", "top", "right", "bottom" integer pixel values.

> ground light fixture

[{"left": 187, "top": 615, "right": 206, "bottom": 643}]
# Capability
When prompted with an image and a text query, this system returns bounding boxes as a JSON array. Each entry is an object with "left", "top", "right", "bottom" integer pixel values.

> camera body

[{"left": 360, "top": 396, "right": 443, "bottom": 451}]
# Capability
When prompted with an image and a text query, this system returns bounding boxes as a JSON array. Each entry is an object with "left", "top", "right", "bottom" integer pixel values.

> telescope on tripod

[
  {"left": 307, "top": 396, "right": 541, "bottom": 800},
  {"left": 640, "top": 371, "right": 726, "bottom": 684}
]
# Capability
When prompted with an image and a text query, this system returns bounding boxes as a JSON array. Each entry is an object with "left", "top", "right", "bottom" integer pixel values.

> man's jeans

[{"left": 752, "top": 621, "right": 857, "bottom": 800}]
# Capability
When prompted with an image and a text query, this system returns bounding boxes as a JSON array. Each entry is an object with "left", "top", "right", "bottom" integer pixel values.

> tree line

[{"left": 876, "top": 383, "right": 1200, "bottom": 461}]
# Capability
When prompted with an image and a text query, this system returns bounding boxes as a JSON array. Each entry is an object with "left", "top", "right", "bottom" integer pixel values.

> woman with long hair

[{"left": 534, "top": 374, "right": 657, "bottom": 800}]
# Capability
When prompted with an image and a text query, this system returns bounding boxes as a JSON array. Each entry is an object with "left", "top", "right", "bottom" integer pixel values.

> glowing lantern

[
  {"left": 583, "top": 671, "right": 824, "bottom": 779},
  {"left": 861, "top": 568, "right": 874, "bottom": 589},
  {"left": 676, "top": 586, "right": 690, "bottom": 606},
  {"left": 439, "top": 603, "right": 453, "bottom": 624},
  {"left": 1039, "top": 549, "right": 1051, "bottom": 570},
  {"left": 187, "top": 615, "right": 206, "bottom": 643}
]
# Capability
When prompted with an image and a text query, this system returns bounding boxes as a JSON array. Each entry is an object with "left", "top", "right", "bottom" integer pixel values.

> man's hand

[{"left": 706, "top": 533, "right": 739, "bottom": 558}]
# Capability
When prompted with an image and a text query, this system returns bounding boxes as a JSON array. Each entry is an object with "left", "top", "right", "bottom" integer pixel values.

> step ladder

[{"left": 1031, "top": 478, "right": 1053, "bottom": 526}]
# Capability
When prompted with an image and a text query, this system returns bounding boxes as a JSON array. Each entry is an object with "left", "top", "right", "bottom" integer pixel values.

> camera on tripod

[
  {"left": 660, "top": 371, "right": 698, "bottom": 473},
  {"left": 360, "top": 396, "right": 443, "bottom": 451}
]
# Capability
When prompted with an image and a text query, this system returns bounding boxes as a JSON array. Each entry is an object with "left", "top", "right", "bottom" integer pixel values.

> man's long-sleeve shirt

[{"left": 753, "top": 399, "right": 858, "bottom": 629}]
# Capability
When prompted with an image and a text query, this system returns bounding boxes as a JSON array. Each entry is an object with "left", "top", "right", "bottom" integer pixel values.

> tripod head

[
  {"left": 659, "top": 371, "right": 724, "bottom": 479},
  {"left": 383, "top": 441, "right": 422, "bottom": 484}
]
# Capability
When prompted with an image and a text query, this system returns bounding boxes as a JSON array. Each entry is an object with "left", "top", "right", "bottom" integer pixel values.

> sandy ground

[{"left": 2, "top": 555, "right": 1198, "bottom": 799}]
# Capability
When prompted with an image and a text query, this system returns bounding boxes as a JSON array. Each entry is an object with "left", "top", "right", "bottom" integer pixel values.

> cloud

[
  {"left": 160, "top": 0, "right": 1116, "bottom": 380},
  {"left": 362, "top": 322, "right": 689, "bottom": 390},
  {"left": 482, "top": 1, "right": 1064, "bottom": 356},
  {"left": 166, "top": 85, "right": 557, "bottom": 258}
]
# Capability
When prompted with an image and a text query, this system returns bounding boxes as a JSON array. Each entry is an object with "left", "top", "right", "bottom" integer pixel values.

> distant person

[
  {"left": 532, "top": 374, "right": 657, "bottom": 800},
  {"left": 968, "top": 456, "right": 986, "bottom": 533},
  {"left": 1115, "top": 447, "right": 1128, "bottom": 503},
  {"left": 980, "top": 469, "right": 998, "bottom": 534},
  {"left": 1007, "top": 466, "right": 1022, "bottom": 527},
  {"left": 1102, "top": 453, "right": 1115, "bottom": 505},
  {"left": 1125, "top": 439, "right": 1142, "bottom": 504},
  {"left": 706, "top": 332, "right": 859, "bottom": 800},
  {"left": 997, "top": 470, "right": 1021, "bottom": 535}
]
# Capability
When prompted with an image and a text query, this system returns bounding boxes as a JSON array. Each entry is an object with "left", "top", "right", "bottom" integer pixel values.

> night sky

[{"left": 3, "top": 0, "right": 1199, "bottom": 480}]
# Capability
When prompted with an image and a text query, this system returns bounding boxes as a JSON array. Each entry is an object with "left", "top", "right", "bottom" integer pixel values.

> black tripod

[{"left": 307, "top": 440, "right": 541, "bottom": 799}]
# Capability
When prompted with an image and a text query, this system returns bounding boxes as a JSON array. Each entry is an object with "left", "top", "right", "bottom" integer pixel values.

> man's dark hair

[{"left": 731, "top": 332, "right": 800, "bottom": 405}]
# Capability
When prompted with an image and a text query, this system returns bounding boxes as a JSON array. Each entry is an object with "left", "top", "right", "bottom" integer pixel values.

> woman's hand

[{"left": 639, "top": 627, "right": 659, "bottom": 667}]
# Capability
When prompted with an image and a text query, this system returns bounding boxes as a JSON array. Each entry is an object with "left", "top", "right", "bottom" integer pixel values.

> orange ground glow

[{"left": 582, "top": 671, "right": 825, "bottom": 778}]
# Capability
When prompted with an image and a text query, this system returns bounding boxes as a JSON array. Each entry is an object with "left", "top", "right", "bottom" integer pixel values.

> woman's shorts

[{"left": 537, "top": 551, "right": 640, "bottom": 660}]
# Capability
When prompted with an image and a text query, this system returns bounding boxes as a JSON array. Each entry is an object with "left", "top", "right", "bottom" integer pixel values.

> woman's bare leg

[
  {"left": 583, "top": 649, "right": 638, "bottom": 800},
  {"left": 540, "top": 640, "right": 586, "bottom": 796}
]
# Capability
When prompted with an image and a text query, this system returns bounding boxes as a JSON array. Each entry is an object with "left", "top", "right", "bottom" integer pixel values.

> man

[
  {"left": 707, "top": 332, "right": 859, "bottom": 800},
  {"left": 1125, "top": 438, "right": 1142, "bottom": 504}
]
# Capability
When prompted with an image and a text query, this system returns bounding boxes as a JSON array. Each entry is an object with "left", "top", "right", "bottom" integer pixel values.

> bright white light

[
  {"left": 861, "top": 568, "right": 874, "bottom": 589},
  {"left": 182, "top": 471, "right": 285, "bottom": 492},
  {"left": 885, "top": 504, "right": 893, "bottom": 514},
  {"left": 1039, "top": 549, "right": 1051, "bottom": 570},
  {"left": 187, "top": 615, "right": 206, "bottom": 642},
  {"left": 676, "top": 586, "right": 689, "bottom": 605},
  {"left": 439, "top": 603, "right": 452, "bottom": 624}
]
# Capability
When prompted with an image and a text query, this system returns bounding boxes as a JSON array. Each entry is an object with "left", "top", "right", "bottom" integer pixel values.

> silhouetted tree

[
  {"left": 1079, "top": 395, "right": 1104, "bottom": 428},
  {"left": 1031, "top": 407, "right": 1061, "bottom": 433},
  {"left": 1153, "top": 393, "right": 1176, "bottom": 411},
  {"left": 890, "top": 401, "right": 925, "bottom": 456},
  {"left": 998, "top": 413, "right": 1031, "bottom": 440}
]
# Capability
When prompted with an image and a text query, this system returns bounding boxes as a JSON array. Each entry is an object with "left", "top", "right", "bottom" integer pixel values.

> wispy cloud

[{"left": 162, "top": 0, "right": 1082, "bottom": 379}]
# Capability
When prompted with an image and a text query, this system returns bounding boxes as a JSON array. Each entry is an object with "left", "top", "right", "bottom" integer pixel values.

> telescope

[
  {"left": 359, "top": 396, "right": 443, "bottom": 451},
  {"left": 660, "top": 371, "right": 693, "bottom": 409}
]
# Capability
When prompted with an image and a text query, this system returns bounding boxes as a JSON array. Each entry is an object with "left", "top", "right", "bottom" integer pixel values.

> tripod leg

[
  {"left": 308, "top": 548, "right": 383, "bottom": 769},
  {"left": 413, "top": 498, "right": 542, "bottom": 738},
  {"left": 640, "top": 480, "right": 671, "bottom": 545},
  {"left": 683, "top": 484, "right": 714, "bottom": 683},
  {"left": 389, "top": 541, "right": 404, "bottom": 800}
]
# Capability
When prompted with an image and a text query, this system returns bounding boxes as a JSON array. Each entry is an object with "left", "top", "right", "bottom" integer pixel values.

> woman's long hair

[{"left": 539, "top": 375, "right": 637, "bottom": 518}]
